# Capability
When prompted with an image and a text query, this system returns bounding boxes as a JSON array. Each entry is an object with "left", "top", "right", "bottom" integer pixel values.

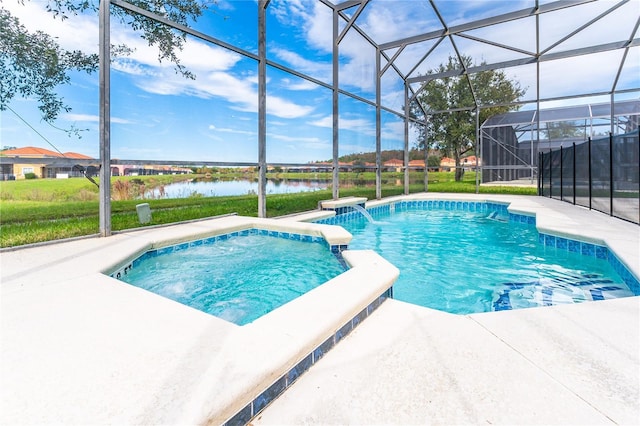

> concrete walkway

[{"left": 254, "top": 296, "right": 639, "bottom": 425}]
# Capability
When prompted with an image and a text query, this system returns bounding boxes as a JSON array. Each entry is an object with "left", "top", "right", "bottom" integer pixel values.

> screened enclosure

[
  {"left": 1, "top": 0, "right": 639, "bottom": 237},
  {"left": 539, "top": 130, "right": 639, "bottom": 224},
  {"left": 480, "top": 99, "right": 640, "bottom": 184}
]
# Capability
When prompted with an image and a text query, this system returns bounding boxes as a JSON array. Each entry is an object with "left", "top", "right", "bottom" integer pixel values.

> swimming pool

[
  {"left": 117, "top": 229, "right": 346, "bottom": 325},
  {"left": 319, "top": 200, "right": 639, "bottom": 314}
]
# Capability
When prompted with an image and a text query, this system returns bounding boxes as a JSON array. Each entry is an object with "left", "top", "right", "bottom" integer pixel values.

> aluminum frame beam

[{"left": 99, "top": 0, "right": 111, "bottom": 237}]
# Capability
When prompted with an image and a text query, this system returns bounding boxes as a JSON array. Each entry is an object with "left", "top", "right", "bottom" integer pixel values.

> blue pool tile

[
  {"left": 351, "top": 307, "right": 368, "bottom": 328},
  {"left": 542, "top": 287, "right": 554, "bottom": 306},
  {"left": 493, "top": 292, "right": 512, "bottom": 311},
  {"left": 190, "top": 239, "right": 204, "bottom": 247},
  {"left": 544, "top": 234, "right": 556, "bottom": 247},
  {"left": 335, "top": 321, "right": 353, "bottom": 343},
  {"left": 224, "top": 403, "right": 252, "bottom": 426},
  {"left": 253, "top": 375, "right": 287, "bottom": 415},
  {"left": 174, "top": 242, "right": 189, "bottom": 252},
  {"left": 595, "top": 246, "right": 608, "bottom": 260},
  {"left": 369, "top": 295, "right": 382, "bottom": 312},
  {"left": 312, "top": 336, "right": 335, "bottom": 363},
  {"left": 568, "top": 239, "right": 580, "bottom": 253},
  {"left": 286, "top": 354, "right": 313, "bottom": 386},
  {"left": 366, "top": 300, "right": 375, "bottom": 315},
  {"left": 556, "top": 237, "right": 568, "bottom": 250},
  {"left": 581, "top": 242, "right": 595, "bottom": 257},
  {"left": 590, "top": 288, "right": 605, "bottom": 301},
  {"left": 627, "top": 275, "right": 640, "bottom": 294},
  {"left": 157, "top": 247, "right": 173, "bottom": 256}
]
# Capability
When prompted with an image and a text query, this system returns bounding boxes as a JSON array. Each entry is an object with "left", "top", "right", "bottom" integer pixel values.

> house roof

[
  {"left": 1, "top": 146, "right": 94, "bottom": 159},
  {"left": 63, "top": 152, "right": 94, "bottom": 159},
  {"left": 383, "top": 159, "right": 403, "bottom": 166}
]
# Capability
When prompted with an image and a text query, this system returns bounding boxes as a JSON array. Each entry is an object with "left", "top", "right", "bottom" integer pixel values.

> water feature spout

[{"left": 351, "top": 204, "right": 386, "bottom": 225}]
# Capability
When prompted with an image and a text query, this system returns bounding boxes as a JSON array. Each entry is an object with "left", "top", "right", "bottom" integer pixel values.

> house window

[{"left": 22, "top": 167, "right": 34, "bottom": 174}]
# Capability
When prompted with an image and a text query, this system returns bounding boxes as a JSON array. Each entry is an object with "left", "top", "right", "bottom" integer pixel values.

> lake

[{"left": 146, "top": 178, "right": 331, "bottom": 198}]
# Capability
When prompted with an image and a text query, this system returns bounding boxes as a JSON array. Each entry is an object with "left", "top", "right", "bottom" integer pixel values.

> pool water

[
  {"left": 119, "top": 233, "right": 345, "bottom": 325},
  {"left": 339, "top": 207, "right": 635, "bottom": 314}
]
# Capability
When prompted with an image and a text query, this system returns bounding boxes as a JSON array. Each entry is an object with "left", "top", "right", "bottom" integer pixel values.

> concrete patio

[
  {"left": 255, "top": 296, "right": 639, "bottom": 425},
  {"left": 1, "top": 194, "right": 638, "bottom": 425}
]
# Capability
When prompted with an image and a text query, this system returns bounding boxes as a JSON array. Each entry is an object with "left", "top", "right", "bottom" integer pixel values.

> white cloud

[
  {"left": 6, "top": 0, "right": 637, "bottom": 134},
  {"left": 63, "top": 113, "right": 131, "bottom": 124},
  {"left": 309, "top": 114, "right": 375, "bottom": 136},
  {"left": 211, "top": 127, "right": 256, "bottom": 136},
  {"left": 280, "top": 78, "right": 320, "bottom": 91},
  {"left": 268, "top": 132, "right": 328, "bottom": 151},
  {"left": 4, "top": 1, "right": 99, "bottom": 54},
  {"left": 5, "top": 1, "right": 316, "bottom": 121}
]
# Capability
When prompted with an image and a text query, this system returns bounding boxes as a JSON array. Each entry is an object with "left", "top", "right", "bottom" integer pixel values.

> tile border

[
  {"left": 222, "top": 289, "right": 393, "bottom": 426},
  {"left": 109, "top": 228, "right": 338, "bottom": 280},
  {"left": 539, "top": 232, "right": 640, "bottom": 293}
]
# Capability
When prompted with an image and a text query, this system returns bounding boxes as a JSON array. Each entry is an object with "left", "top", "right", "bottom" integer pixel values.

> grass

[{"left": 0, "top": 172, "right": 537, "bottom": 248}]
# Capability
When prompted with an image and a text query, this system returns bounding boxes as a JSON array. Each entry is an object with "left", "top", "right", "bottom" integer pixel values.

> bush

[{"left": 24, "top": 173, "right": 37, "bottom": 179}]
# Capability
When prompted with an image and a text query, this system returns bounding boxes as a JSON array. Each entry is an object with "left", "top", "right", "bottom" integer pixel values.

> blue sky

[{"left": 2, "top": 0, "right": 639, "bottom": 163}]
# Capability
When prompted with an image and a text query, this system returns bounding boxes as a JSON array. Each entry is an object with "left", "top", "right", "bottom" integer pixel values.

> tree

[
  {"left": 542, "top": 121, "right": 584, "bottom": 141},
  {"left": 411, "top": 55, "right": 526, "bottom": 181},
  {"left": 0, "top": 0, "right": 208, "bottom": 128}
]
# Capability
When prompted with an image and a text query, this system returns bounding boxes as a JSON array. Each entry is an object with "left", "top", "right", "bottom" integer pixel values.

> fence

[{"left": 538, "top": 130, "right": 639, "bottom": 224}]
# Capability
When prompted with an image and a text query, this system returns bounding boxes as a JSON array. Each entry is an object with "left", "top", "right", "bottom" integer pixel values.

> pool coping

[
  {"left": 0, "top": 215, "right": 398, "bottom": 425},
  {"left": 1, "top": 194, "right": 638, "bottom": 424}
]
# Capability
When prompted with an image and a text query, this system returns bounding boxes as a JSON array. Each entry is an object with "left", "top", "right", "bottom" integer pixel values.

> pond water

[{"left": 147, "top": 178, "right": 330, "bottom": 198}]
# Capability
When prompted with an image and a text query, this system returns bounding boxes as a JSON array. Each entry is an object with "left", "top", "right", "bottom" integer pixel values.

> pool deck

[{"left": 1, "top": 194, "right": 639, "bottom": 425}]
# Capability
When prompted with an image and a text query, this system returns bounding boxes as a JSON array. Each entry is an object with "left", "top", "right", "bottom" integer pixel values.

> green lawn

[{"left": 0, "top": 172, "right": 536, "bottom": 248}]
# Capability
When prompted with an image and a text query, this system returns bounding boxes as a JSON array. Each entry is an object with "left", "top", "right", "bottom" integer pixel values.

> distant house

[
  {"left": 408, "top": 159, "right": 425, "bottom": 171},
  {"left": 437, "top": 155, "right": 482, "bottom": 172},
  {"left": 439, "top": 157, "right": 456, "bottom": 171},
  {"left": 383, "top": 159, "right": 404, "bottom": 172},
  {"left": 462, "top": 156, "right": 481, "bottom": 168},
  {"left": 0, "top": 146, "right": 94, "bottom": 179},
  {"left": 0, "top": 147, "right": 192, "bottom": 179}
]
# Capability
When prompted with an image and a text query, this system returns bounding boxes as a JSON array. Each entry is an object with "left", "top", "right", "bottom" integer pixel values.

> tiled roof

[
  {"left": 1, "top": 146, "right": 93, "bottom": 159},
  {"left": 383, "top": 159, "right": 403, "bottom": 166},
  {"left": 63, "top": 152, "right": 94, "bottom": 159}
]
